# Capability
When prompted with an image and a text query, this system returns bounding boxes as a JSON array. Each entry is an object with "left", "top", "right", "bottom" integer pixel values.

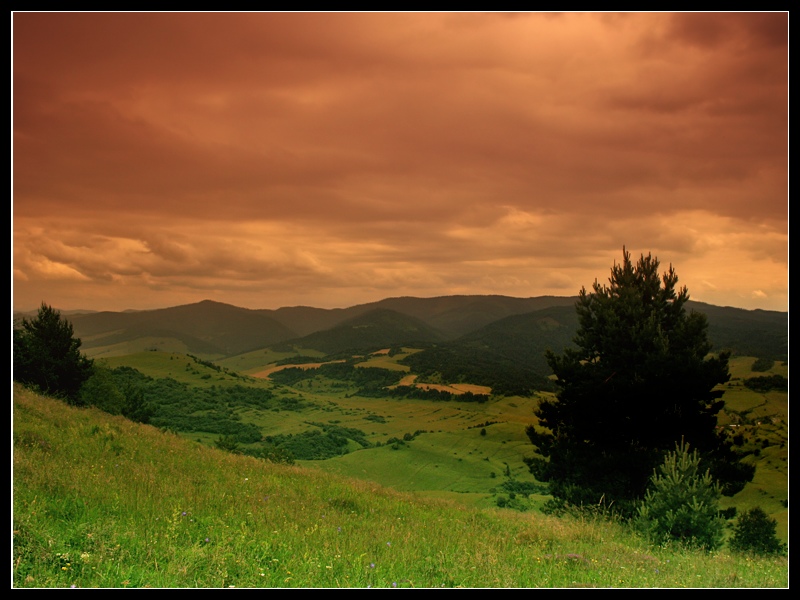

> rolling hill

[
  {"left": 274, "top": 308, "right": 446, "bottom": 355},
  {"left": 66, "top": 300, "right": 298, "bottom": 358},
  {"left": 398, "top": 305, "right": 581, "bottom": 394},
  {"left": 27, "top": 295, "right": 786, "bottom": 370},
  {"left": 260, "top": 295, "right": 578, "bottom": 339}
]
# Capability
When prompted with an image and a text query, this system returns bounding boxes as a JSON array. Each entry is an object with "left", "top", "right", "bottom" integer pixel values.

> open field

[
  {"left": 13, "top": 386, "right": 789, "bottom": 588},
  {"left": 87, "top": 349, "right": 789, "bottom": 543},
  {"left": 251, "top": 360, "right": 347, "bottom": 379}
]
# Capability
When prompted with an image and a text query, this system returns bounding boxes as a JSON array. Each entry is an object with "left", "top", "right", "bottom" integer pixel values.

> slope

[
  {"left": 13, "top": 385, "right": 788, "bottom": 588},
  {"left": 69, "top": 300, "right": 298, "bottom": 358},
  {"left": 276, "top": 308, "right": 446, "bottom": 355}
]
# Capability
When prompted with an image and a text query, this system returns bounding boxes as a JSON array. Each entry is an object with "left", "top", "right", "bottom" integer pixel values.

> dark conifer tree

[
  {"left": 13, "top": 302, "right": 95, "bottom": 404},
  {"left": 526, "top": 248, "right": 754, "bottom": 516}
]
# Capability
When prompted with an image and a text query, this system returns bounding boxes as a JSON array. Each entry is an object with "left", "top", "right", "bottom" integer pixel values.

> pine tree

[
  {"left": 13, "top": 302, "right": 95, "bottom": 404},
  {"left": 525, "top": 248, "right": 753, "bottom": 516},
  {"left": 633, "top": 440, "right": 725, "bottom": 550},
  {"left": 729, "top": 507, "right": 786, "bottom": 556}
]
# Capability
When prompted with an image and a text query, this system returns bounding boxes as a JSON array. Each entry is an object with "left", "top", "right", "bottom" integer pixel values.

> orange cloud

[{"left": 13, "top": 12, "right": 787, "bottom": 312}]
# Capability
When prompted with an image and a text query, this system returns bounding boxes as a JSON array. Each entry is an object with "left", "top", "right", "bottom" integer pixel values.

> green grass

[
  {"left": 99, "top": 352, "right": 270, "bottom": 389},
  {"left": 81, "top": 336, "right": 204, "bottom": 359},
  {"left": 216, "top": 348, "right": 326, "bottom": 374},
  {"left": 91, "top": 350, "right": 788, "bottom": 542},
  {"left": 714, "top": 358, "right": 788, "bottom": 538},
  {"left": 353, "top": 348, "right": 420, "bottom": 372},
  {"left": 35, "top": 346, "right": 790, "bottom": 555},
  {"left": 727, "top": 356, "right": 787, "bottom": 381},
  {"left": 310, "top": 423, "right": 538, "bottom": 497},
  {"left": 13, "top": 385, "right": 788, "bottom": 588}
]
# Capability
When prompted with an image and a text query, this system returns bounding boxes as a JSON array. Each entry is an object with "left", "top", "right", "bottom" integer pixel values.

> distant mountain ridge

[
  {"left": 32, "top": 295, "right": 786, "bottom": 364},
  {"left": 260, "top": 295, "right": 578, "bottom": 339},
  {"left": 65, "top": 300, "right": 297, "bottom": 357},
  {"left": 273, "top": 308, "right": 446, "bottom": 355}
]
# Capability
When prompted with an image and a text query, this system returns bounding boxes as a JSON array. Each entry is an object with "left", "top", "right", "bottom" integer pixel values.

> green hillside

[
  {"left": 13, "top": 385, "right": 789, "bottom": 588},
  {"left": 400, "top": 305, "right": 580, "bottom": 394},
  {"left": 690, "top": 301, "right": 789, "bottom": 360},
  {"left": 275, "top": 308, "right": 446, "bottom": 355},
  {"left": 68, "top": 300, "right": 298, "bottom": 358},
  {"left": 60, "top": 348, "right": 789, "bottom": 542}
]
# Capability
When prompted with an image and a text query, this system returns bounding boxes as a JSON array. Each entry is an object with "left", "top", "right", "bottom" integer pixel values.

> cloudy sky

[{"left": 12, "top": 12, "right": 788, "bottom": 313}]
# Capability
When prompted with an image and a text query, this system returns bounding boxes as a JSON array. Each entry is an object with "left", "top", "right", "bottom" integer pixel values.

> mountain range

[{"left": 15, "top": 295, "right": 783, "bottom": 366}]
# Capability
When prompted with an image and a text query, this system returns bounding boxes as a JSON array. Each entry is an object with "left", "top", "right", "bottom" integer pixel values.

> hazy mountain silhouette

[
  {"left": 52, "top": 295, "right": 786, "bottom": 364},
  {"left": 260, "top": 295, "right": 578, "bottom": 339},
  {"left": 68, "top": 300, "right": 298, "bottom": 356},
  {"left": 275, "top": 308, "right": 446, "bottom": 355}
]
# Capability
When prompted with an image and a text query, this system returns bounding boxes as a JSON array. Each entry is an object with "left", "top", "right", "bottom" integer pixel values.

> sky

[{"left": 12, "top": 12, "right": 788, "bottom": 313}]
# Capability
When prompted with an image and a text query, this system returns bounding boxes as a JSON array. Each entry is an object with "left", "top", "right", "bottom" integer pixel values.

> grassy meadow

[
  {"left": 84, "top": 350, "right": 790, "bottom": 533},
  {"left": 100, "top": 350, "right": 788, "bottom": 522},
  {"left": 12, "top": 385, "right": 788, "bottom": 588}
]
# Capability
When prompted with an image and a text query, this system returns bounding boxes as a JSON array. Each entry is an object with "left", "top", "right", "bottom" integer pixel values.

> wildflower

[
  {"left": 205, "top": 538, "right": 210, "bottom": 543},
  {"left": 387, "top": 542, "right": 391, "bottom": 547},
  {"left": 370, "top": 563, "right": 375, "bottom": 569},
  {"left": 181, "top": 511, "right": 187, "bottom": 516},
  {"left": 392, "top": 582, "right": 397, "bottom": 588}
]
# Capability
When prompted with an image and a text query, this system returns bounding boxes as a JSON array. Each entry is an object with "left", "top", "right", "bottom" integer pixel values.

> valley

[
  {"left": 95, "top": 344, "right": 788, "bottom": 540},
  {"left": 15, "top": 295, "right": 789, "bottom": 531},
  {"left": 12, "top": 295, "right": 789, "bottom": 588}
]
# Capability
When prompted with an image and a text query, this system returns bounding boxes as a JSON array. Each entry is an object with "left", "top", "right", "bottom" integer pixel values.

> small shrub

[
  {"left": 750, "top": 357, "right": 775, "bottom": 372},
  {"left": 633, "top": 440, "right": 725, "bottom": 551},
  {"left": 729, "top": 507, "right": 786, "bottom": 556},
  {"left": 214, "top": 435, "right": 241, "bottom": 454}
]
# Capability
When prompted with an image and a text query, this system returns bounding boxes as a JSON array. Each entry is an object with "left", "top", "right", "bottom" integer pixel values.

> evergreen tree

[
  {"left": 633, "top": 440, "right": 725, "bottom": 550},
  {"left": 13, "top": 303, "right": 95, "bottom": 404},
  {"left": 729, "top": 507, "right": 786, "bottom": 556},
  {"left": 525, "top": 248, "right": 753, "bottom": 516}
]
